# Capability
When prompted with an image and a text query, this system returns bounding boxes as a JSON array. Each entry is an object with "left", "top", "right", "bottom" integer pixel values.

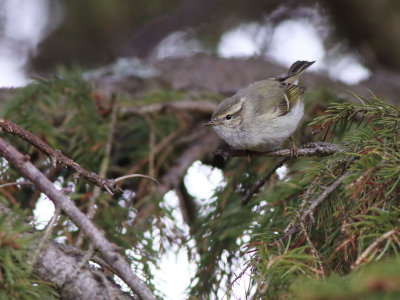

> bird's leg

[
  {"left": 246, "top": 150, "right": 255, "bottom": 163},
  {"left": 289, "top": 136, "right": 298, "bottom": 157}
]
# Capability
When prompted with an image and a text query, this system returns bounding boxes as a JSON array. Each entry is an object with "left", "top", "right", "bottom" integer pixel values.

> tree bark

[{"left": 35, "top": 241, "right": 135, "bottom": 300}]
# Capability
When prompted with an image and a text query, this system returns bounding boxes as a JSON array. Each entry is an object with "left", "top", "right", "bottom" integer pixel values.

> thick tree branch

[
  {"left": 0, "top": 119, "right": 122, "bottom": 195},
  {"left": 0, "top": 201, "right": 132, "bottom": 300},
  {"left": 0, "top": 137, "right": 156, "bottom": 300},
  {"left": 36, "top": 241, "right": 134, "bottom": 300},
  {"left": 214, "top": 142, "right": 340, "bottom": 160}
]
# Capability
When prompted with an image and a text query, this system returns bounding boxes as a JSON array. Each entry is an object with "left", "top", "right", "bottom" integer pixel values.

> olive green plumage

[{"left": 204, "top": 60, "right": 314, "bottom": 151}]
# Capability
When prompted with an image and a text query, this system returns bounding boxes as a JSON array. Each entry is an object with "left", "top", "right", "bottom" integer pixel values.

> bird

[{"left": 203, "top": 60, "right": 314, "bottom": 154}]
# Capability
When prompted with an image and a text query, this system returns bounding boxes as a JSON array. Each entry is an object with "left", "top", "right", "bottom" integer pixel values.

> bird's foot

[
  {"left": 289, "top": 137, "right": 298, "bottom": 157},
  {"left": 246, "top": 150, "right": 255, "bottom": 163}
]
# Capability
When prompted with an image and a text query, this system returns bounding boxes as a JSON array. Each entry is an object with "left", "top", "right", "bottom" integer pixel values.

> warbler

[{"left": 203, "top": 60, "right": 314, "bottom": 153}]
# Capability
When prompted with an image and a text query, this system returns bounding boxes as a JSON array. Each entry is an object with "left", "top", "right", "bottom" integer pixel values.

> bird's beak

[{"left": 203, "top": 119, "right": 219, "bottom": 127}]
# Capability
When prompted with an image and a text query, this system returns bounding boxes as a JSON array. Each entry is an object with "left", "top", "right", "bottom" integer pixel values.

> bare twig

[
  {"left": 0, "top": 119, "right": 123, "bottom": 195},
  {"left": 351, "top": 229, "right": 397, "bottom": 270},
  {"left": 124, "top": 126, "right": 187, "bottom": 175},
  {"left": 214, "top": 142, "right": 340, "bottom": 160},
  {"left": 277, "top": 174, "right": 346, "bottom": 244},
  {"left": 0, "top": 181, "right": 32, "bottom": 189},
  {"left": 241, "top": 157, "right": 290, "bottom": 206},
  {"left": 29, "top": 206, "right": 61, "bottom": 271},
  {"left": 228, "top": 260, "right": 253, "bottom": 292},
  {"left": 299, "top": 222, "right": 325, "bottom": 278},
  {"left": 76, "top": 103, "right": 118, "bottom": 247},
  {"left": 115, "top": 174, "right": 159, "bottom": 184},
  {"left": 0, "top": 137, "right": 156, "bottom": 300}
]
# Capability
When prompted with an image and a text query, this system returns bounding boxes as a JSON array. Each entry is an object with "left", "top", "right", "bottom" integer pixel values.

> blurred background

[
  {"left": 1, "top": 1, "right": 400, "bottom": 299},
  {"left": 1, "top": 0, "right": 400, "bottom": 95}
]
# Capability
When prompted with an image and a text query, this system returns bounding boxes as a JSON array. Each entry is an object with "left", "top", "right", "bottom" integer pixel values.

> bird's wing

[
  {"left": 238, "top": 79, "right": 306, "bottom": 118},
  {"left": 277, "top": 82, "right": 307, "bottom": 116},
  {"left": 276, "top": 60, "right": 315, "bottom": 84}
]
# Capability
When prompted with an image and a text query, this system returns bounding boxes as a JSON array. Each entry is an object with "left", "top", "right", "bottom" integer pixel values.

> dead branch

[
  {"left": 125, "top": 126, "right": 187, "bottom": 175},
  {"left": 0, "top": 137, "right": 156, "bottom": 300},
  {"left": 0, "top": 119, "right": 122, "bottom": 195},
  {"left": 241, "top": 157, "right": 290, "bottom": 206},
  {"left": 214, "top": 142, "right": 340, "bottom": 160}
]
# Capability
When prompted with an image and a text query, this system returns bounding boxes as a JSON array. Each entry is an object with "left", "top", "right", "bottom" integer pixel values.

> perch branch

[
  {"left": 214, "top": 142, "right": 340, "bottom": 160},
  {"left": 0, "top": 137, "right": 156, "bottom": 300},
  {"left": 0, "top": 119, "right": 122, "bottom": 195}
]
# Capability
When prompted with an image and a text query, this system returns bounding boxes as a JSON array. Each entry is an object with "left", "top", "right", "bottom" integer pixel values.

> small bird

[{"left": 203, "top": 60, "right": 314, "bottom": 153}]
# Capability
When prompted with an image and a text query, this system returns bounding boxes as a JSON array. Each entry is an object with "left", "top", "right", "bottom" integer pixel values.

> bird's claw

[{"left": 289, "top": 137, "right": 298, "bottom": 157}]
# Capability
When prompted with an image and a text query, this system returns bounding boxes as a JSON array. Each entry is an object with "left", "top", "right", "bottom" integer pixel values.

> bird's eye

[{"left": 225, "top": 114, "right": 232, "bottom": 120}]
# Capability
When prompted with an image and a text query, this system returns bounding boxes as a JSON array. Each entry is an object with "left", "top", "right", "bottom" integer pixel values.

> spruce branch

[
  {"left": 76, "top": 103, "right": 118, "bottom": 247},
  {"left": 127, "top": 126, "right": 187, "bottom": 174},
  {"left": 0, "top": 137, "right": 156, "bottom": 300},
  {"left": 0, "top": 119, "right": 123, "bottom": 195},
  {"left": 214, "top": 142, "right": 340, "bottom": 160},
  {"left": 351, "top": 229, "right": 398, "bottom": 270},
  {"left": 299, "top": 222, "right": 325, "bottom": 278},
  {"left": 278, "top": 173, "right": 346, "bottom": 244},
  {"left": 310, "top": 96, "right": 400, "bottom": 136}
]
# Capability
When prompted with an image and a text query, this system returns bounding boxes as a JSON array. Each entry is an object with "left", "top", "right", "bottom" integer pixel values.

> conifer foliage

[{"left": 0, "top": 74, "right": 399, "bottom": 299}]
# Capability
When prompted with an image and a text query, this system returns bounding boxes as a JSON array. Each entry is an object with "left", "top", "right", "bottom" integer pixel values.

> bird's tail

[{"left": 277, "top": 60, "right": 315, "bottom": 84}]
